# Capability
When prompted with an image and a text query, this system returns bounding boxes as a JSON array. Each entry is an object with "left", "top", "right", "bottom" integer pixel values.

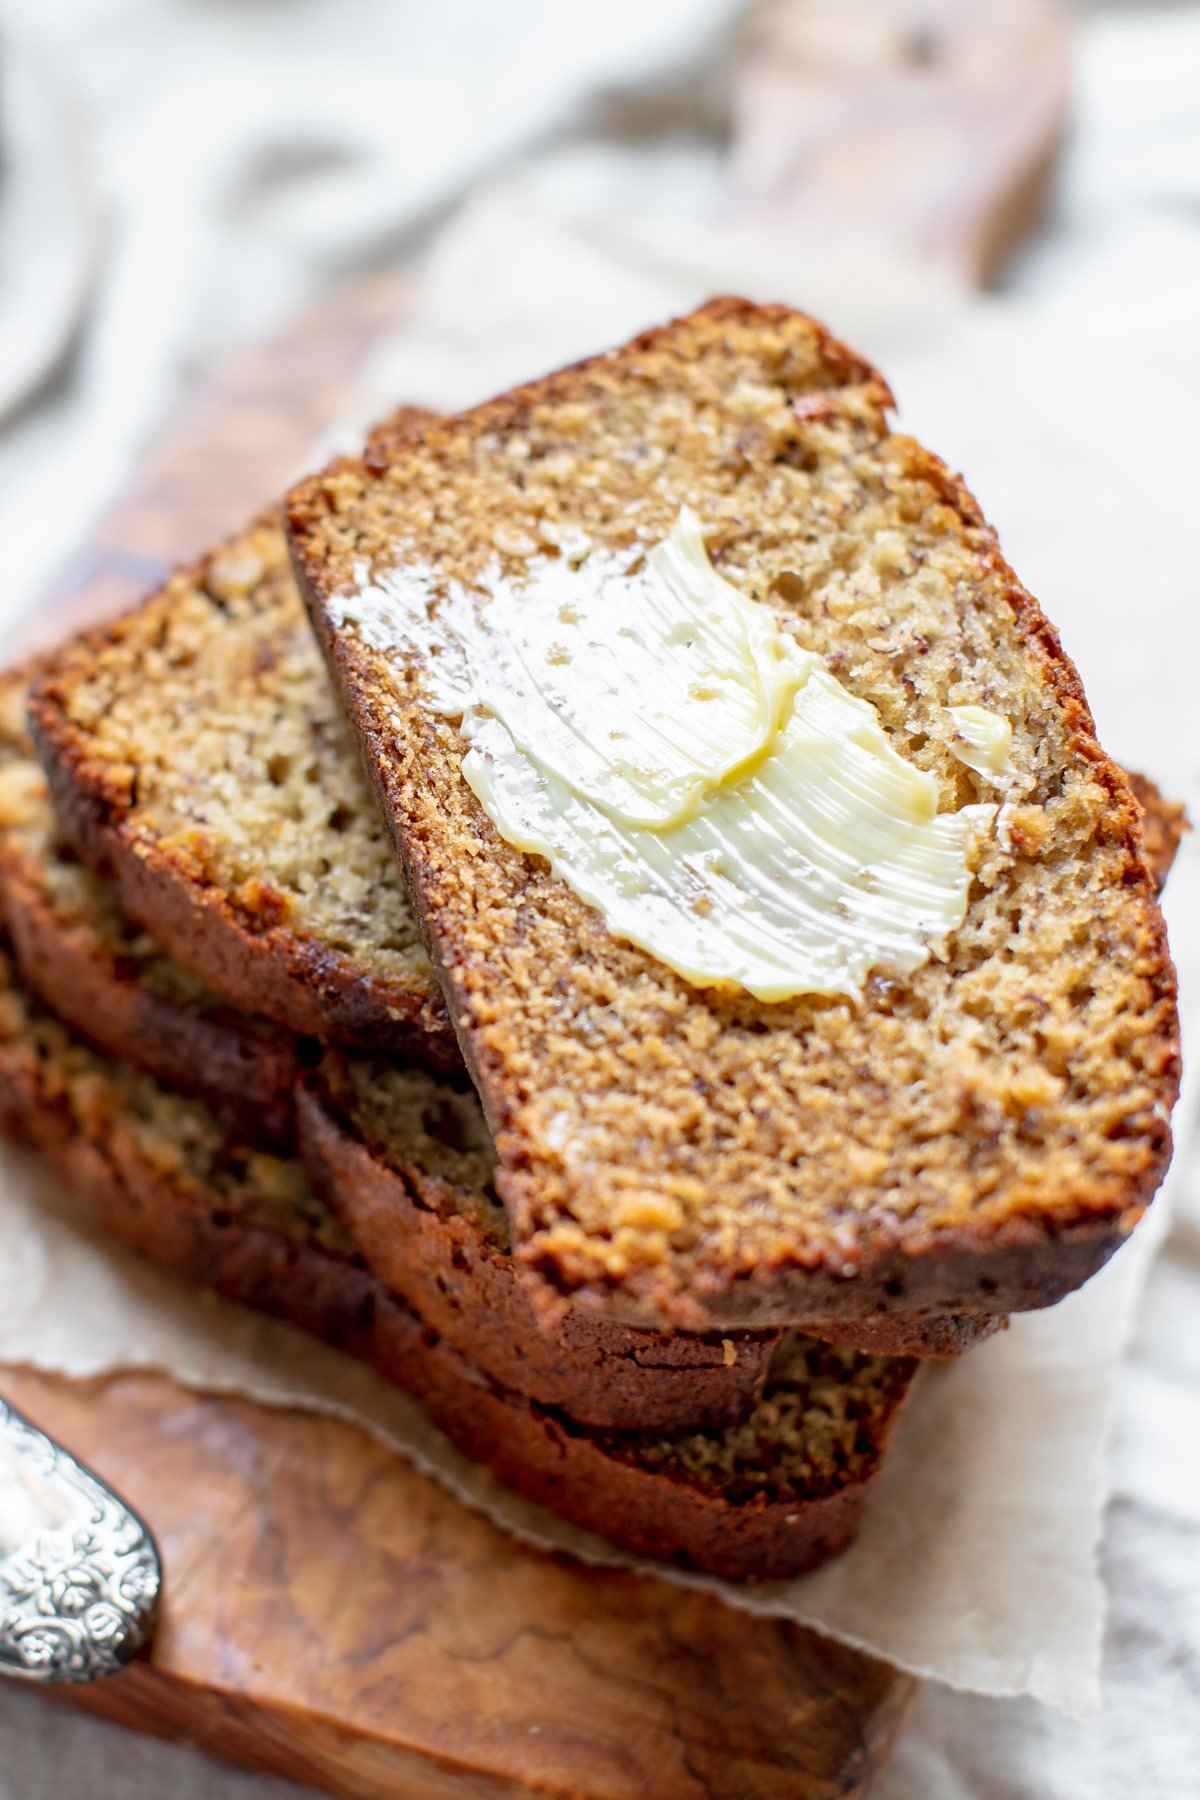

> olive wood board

[
  {"left": 3, "top": 1368, "right": 916, "bottom": 1799},
  {"left": 2, "top": 277, "right": 918, "bottom": 1795}
]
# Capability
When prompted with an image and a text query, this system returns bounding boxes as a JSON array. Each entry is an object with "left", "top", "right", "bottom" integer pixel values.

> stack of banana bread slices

[
  {"left": 0, "top": 305, "right": 1182, "bottom": 1582},
  {"left": 0, "top": 522, "right": 919, "bottom": 1583}
]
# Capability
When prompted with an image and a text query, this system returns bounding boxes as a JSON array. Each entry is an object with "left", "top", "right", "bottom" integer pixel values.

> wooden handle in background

[{"left": 729, "top": 0, "right": 1071, "bottom": 285}]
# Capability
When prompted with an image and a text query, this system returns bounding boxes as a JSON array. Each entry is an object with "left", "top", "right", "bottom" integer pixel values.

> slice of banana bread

[
  {"left": 26, "top": 512, "right": 458, "bottom": 1069},
  {"left": 288, "top": 297, "right": 1180, "bottom": 1336},
  {"left": 0, "top": 669, "right": 300, "bottom": 1149},
  {"left": 0, "top": 699, "right": 1004, "bottom": 1371},
  {"left": 0, "top": 949, "right": 916, "bottom": 1582}
]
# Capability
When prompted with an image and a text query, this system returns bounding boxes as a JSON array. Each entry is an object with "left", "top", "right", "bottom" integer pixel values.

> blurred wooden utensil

[
  {"left": 5, "top": 280, "right": 917, "bottom": 1797},
  {"left": 730, "top": 0, "right": 1071, "bottom": 285}
]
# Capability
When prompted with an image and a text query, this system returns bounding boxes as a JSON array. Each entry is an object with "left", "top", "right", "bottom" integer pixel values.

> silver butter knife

[{"left": 0, "top": 1393, "right": 160, "bottom": 1683}]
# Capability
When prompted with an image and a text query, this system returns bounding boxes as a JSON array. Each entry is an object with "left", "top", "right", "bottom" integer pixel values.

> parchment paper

[{"left": 1, "top": 194, "right": 1196, "bottom": 1717}]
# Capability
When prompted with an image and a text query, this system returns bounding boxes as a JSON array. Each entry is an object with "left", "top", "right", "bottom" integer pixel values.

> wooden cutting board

[
  {"left": 2, "top": 279, "right": 919, "bottom": 1797},
  {"left": 6, "top": 1369, "right": 916, "bottom": 1800}
]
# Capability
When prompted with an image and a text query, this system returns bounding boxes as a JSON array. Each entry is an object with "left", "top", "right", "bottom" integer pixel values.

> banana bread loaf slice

[
  {"left": 26, "top": 512, "right": 457, "bottom": 1069},
  {"left": 0, "top": 950, "right": 916, "bottom": 1582},
  {"left": 288, "top": 297, "right": 1180, "bottom": 1337},
  {"left": 0, "top": 669, "right": 300, "bottom": 1148}
]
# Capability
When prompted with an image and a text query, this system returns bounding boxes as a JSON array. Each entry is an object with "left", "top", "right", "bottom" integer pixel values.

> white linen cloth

[{"left": 0, "top": 2, "right": 1198, "bottom": 1794}]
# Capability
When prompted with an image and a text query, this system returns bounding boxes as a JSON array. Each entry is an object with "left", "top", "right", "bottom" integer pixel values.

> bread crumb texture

[
  {"left": 28, "top": 519, "right": 440, "bottom": 1016},
  {"left": 287, "top": 298, "right": 1180, "bottom": 1328},
  {"left": 619, "top": 1335, "right": 914, "bottom": 1504},
  {"left": 338, "top": 1053, "right": 505, "bottom": 1236}
]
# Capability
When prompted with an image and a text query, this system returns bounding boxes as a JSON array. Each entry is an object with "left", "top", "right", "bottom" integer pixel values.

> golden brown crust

[
  {"left": 0, "top": 952, "right": 915, "bottom": 1583},
  {"left": 26, "top": 514, "right": 458, "bottom": 1068},
  {"left": 1129, "top": 772, "right": 1189, "bottom": 896},
  {"left": 799, "top": 1309, "right": 1002, "bottom": 1358},
  {"left": 301, "top": 1053, "right": 1002, "bottom": 1362},
  {"left": 288, "top": 298, "right": 1181, "bottom": 1334}
]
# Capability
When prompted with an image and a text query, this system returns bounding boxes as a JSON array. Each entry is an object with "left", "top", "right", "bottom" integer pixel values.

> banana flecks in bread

[
  {"left": 52, "top": 526, "right": 426, "bottom": 974},
  {"left": 339, "top": 1055, "right": 506, "bottom": 1238}
]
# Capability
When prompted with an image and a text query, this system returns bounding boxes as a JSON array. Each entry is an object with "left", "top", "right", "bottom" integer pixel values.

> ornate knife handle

[{"left": 0, "top": 1393, "right": 160, "bottom": 1683}]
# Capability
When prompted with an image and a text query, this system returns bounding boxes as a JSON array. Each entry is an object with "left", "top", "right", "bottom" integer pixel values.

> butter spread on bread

[
  {"left": 342, "top": 509, "right": 1006, "bottom": 1002},
  {"left": 946, "top": 704, "right": 1016, "bottom": 785}
]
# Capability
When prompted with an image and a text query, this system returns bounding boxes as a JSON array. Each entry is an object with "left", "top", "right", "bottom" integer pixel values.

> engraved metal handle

[{"left": 0, "top": 1393, "right": 160, "bottom": 1683}]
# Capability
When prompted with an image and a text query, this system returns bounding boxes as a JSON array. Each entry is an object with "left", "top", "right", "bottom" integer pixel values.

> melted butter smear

[{"left": 346, "top": 512, "right": 1007, "bottom": 1002}]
